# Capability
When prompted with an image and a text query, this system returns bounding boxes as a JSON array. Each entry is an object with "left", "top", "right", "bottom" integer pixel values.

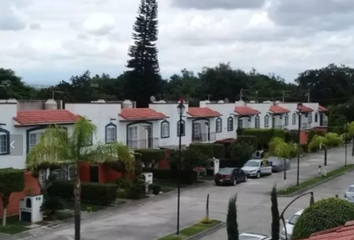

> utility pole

[
  {"left": 206, "top": 94, "right": 212, "bottom": 101},
  {"left": 282, "top": 90, "right": 291, "bottom": 102}
]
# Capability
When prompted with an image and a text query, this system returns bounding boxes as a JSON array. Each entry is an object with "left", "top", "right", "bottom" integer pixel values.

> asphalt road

[{"left": 13, "top": 146, "right": 354, "bottom": 240}]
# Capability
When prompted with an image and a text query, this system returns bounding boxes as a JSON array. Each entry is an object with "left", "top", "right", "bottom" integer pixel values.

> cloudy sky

[{"left": 1, "top": 0, "right": 354, "bottom": 85}]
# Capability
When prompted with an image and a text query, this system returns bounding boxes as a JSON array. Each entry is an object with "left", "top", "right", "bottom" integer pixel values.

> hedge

[
  {"left": 0, "top": 169, "right": 25, "bottom": 207},
  {"left": 292, "top": 198, "right": 354, "bottom": 240},
  {"left": 152, "top": 169, "right": 198, "bottom": 184},
  {"left": 213, "top": 144, "right": 225, "bottom": 158},
  {"left": 135, "top": 149, "right": 166, "bottom": 167},
  {"left": 189, "top": 143, "right": 214, "bottom": 158},
  {"left": 284, "top": 131, "right": 298, "bottom": 143},
  {"left": 241, "top": 129, "right": 285, "bottom": 146},
  {"left": 47, "top": 181, "right": 118, "bottom": 206},
  {"left": 237, "top": 135, "right": 258, "bottom": 149}
]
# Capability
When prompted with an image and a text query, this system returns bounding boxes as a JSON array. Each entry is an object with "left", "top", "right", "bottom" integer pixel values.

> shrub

[
  {"left": 41, "top": 197, "right": 64, "bottom": 215},
  {"left": 229, "top": 142, "right": 254, "bottom": 166},
  {"left": 219, "top": 158, "right": 242, "bottom": 168},
  {"left": 116, "top": 188, "right": 127, "bottom": 198},
  {"left": 308, "top": 135, "right": 328, "bottom": 152},
  {"left": 124, "top": 178, "right": 146, "bottom": 199},
  {"left": 284, "top": 131, "right": 298, "bottom": 143},
  {"left": 135, "top": 149, "right": 165, "bottom": 169},
  {"left": 325, "top": 132, "right": 344, "bottom": 147},
  {"left": 241, "top": 129, "right": 285, "bottom": 147},
  {"left": 170, "top": 148, "right": 207, "bottom": 171},
  {"left": 340, "top": 133, "right": 352, "bottom": 143},
  {"left": 237, "top": 135, "right": 258, "bottom": 149},
  {"left": 151, "top": 184, "right": 161, "bottom": 195},
  {"left": 189, "top": 143, "right": 214, "bottom": 158},
  {"left": 292, "top": 198, "right": 354, "bottom": 240},
  {"left": 48, "top": 181, "right": 118, "bottom": 206},
  {"left": 213, "top": 144, "right": 225, "bottom": 158},
  {"left": 152, "top": 169, "right": 198, "bottom": 184}
]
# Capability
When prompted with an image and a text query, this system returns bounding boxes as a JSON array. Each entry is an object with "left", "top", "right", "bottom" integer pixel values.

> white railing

[
  {"left": 192, "top": 132, "right": 216, "bottom": 143},
  {"left": 128, "top": 138, "right": 159, "bottom": 149},
  {"left": 301, "top": 123, "right": 310, "bottom": 130}
]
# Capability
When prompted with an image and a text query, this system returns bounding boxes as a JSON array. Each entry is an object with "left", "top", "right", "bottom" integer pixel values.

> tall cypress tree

[
  {"left": 271, "top": 185, "right": 280, "bottom": 240},
  {"left": 227, "top": 194, "right": 239, "bottom": 240},
  {"left": 124, "top": 0, "right": 161, "bottom": 107}
]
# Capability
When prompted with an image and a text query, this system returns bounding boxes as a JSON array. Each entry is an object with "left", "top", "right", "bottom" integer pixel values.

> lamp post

[
  {"left": 345, "top": 122, "right": 348, "bottom": 167},
  {"left": 296, "top": 102, "right": 303, "bottom": 186},
  {"left": 176, "top": 98, "right": 185, "bottom": 235}
]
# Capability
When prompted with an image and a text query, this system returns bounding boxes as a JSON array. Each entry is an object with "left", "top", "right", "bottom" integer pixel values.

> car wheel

[
  {"left": 256, "top": 172, "right": 261, "bottom": 178},
  {"left": 233, "top": 178, "right": 237, "bottom": 186},
  {"left": 244, "top": 176, "right": 247, "bottom": 182}
]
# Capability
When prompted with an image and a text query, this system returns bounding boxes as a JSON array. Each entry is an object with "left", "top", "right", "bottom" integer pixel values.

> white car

[
  {"left": 280, "top": 209, "right": 304, "bottom": 240},
  {"left": 241, "top": 159, "right": 272, "bottom": 178},
  {"left": 344, "top": 184, "right": 354, "bottom": 204},
  {"left": 239, "top": 233, "right": 271, "bottom": 240}
]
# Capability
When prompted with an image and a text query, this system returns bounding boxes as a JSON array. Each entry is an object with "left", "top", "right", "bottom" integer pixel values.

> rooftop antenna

[
  {"left": 206, "top": 94, "right": 212, "bottom": 101},
  {"left": 150, "top": 95, "right": 157, "bottom": 103}
]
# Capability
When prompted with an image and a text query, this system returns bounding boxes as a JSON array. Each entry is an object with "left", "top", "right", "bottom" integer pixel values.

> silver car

[
  {"left": 344, "top": 184, "right": 354, "bottom": 203},
  {"left": 239, "top": 233, "right": 271, "bottom": 240}
]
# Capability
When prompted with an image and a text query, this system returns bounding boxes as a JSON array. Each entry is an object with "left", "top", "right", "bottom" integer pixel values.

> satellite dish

[
  {"left": 150, "top": 96, "right": 157, "bottom": 103},
  {"left": 224, "top": 98, "right": 229, "bottom": 103}
]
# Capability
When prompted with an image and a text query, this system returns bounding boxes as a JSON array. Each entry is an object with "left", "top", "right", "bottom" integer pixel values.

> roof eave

[
  {"left": 119, "top": 117, "right": 168, "bottom": 122},
  {"left": 14, "top": 122, "right": 76, "bottom": 127}
]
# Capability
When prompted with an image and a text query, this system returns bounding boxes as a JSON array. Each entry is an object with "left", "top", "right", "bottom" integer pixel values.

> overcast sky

[{"left": 1, "top": 0, "right": 354, "bottom": 85}]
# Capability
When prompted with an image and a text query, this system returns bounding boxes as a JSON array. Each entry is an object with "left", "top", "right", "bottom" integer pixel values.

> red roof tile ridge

[{"left": 311, "top": 226, "right": 342, "bottom": 236}]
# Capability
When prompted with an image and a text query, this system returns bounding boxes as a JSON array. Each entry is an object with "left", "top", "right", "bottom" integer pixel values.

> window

[
  {"left": 308, "top": 113, "right": 312, "bottom": 123},
  {"left": 255, "top": 115, "right": 260, "bottom": 128},
  {"left": 177, "top": 120, "right": 185, "bottom": 136},
  {"left": 216, "top": 118, "right": 222, "bottom": 133},
  {"left": 0, "top": 131, "right": 9, "bottom": 155},
  {"left": 193, "top": 122, "right": 201, "bottom": 138},
  {"left": 264, "top": 115, "right": 269, "bottom": 128},
  {"left": 284, "top": 114, "right": 289, "bottom": 126},
  {"left": 161, "top": 120, "right": 170, "bottom": 138},
  {"left": 227, "top": 117, "right": 234, "bottom": 131},
  {"left": 292, "top": 113, "right": 296, "bottom": 125},
  {"left": 105, "top": 123, "right": 117, "bottom": 143},
  {"left": 238, "top": 118, "right": 243, "bottom": 129},
  {"left": 315, "top": 112, "right": 318, "bottom": 123},
  {"left": 128, "top": 126, "right": 138, "bottom": 148},
  {"left": 29, "top": 132, "right": 42, "bottom": 149}
]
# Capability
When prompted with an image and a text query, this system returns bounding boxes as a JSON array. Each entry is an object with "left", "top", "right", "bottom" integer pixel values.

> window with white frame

[
  {"left": 29, "top": 132, "right": 42, "bottom": 149},
  {"left": 161, "top": 121, "right": 170, "bottom": 138},
  {"left": 193, "top": 122, "right": 201, "bottom": 138},
  {"left": 106, "top": 125, "right": 117, "bottom": 143},
  {"left": 128, "top": 126, "right": 138, "bottom": 148},
  {"left": 264, "top": 115, "right": 269, "bottom": 128},
  {"left": 227, "top": 117, "right": 234, "bottom": 131},
  {"left": 216, "top": 118, "right": 222, "bottom": 133},
  {"left": 0, "top": 133, "right": 8, "bottom": 154},
  {"left": 284, "top": 113, "right": 289, "bottom": 126},
  {"left": 255, "top": 115, "right": 260, "bottom": 128},
  {"left": 292, "top": 113, "right": 296, "bottom": 125},
  {"left": 308, "top": 113, "right": 312, "bottom": 123},
  {"left": 238, "top": 118, "right": 243, "bottom": 129},
  {"left": 177, "top": 120, "right": 185, "bottom": 136}
]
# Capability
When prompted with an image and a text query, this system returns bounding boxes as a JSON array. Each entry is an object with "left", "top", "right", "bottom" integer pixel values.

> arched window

[
  {"left": 161, "top": 120, "right": 170, "bottom": 138},
  {"left": 227, "top": 117, "right": 234, "bottom": 131},
  {"left": 264, "top": 115, "right": 269, "bottom": 128},
  {"left": 0, "top": 128, "right": 10, "bottom": 155},
  {"left": 105, "top": 123, "right": 117, "bottom": 143},
  {"left": 216, "top": 118, "right": 222, "bottom": 133},
  {"left": 292, "top": 113, "right": 296, "bottom": 125},
  {"left": 177, "top": 120, "right": 185, "bottom": 137},
  {"left": 255, "top": 115, "right": 260, "bottom": 128},
  {"left": 284, "top": 114, "right": 289, "bottom": 126}
]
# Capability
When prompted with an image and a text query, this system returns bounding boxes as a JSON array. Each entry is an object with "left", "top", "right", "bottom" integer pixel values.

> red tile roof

[
  {"left": 119, "top": 108, "right": 166, "bottom": 121},
  {"left": 235, "top": 106, "right": 260, "bottom": 116},
  {"left": 14, "top": 110, "right": 79, "bottom": 126},
  {"left": 300, "top": 105, "right": 313, "bottom": 113},
  {"left": 301, "top": 221, "right": 354, "bottom": 240},
  {"left": 187, "top": 107, "right": 221, "bottom": 118},
  {"left": 319, "top": 105, "right": 328, "bottom": 112},
  {"left": 270, "top": 105, "right": 290, "bottom": 114}
]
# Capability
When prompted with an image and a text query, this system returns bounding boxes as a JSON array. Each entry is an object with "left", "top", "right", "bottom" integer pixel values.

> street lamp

[
  {"left": 296, "top": 102, "right": 303, "bottom": 186},
  {"left": 176, "top": 98, "right": 185, "bottom": 235}
]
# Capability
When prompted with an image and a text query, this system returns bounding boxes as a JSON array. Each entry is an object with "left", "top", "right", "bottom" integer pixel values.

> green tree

[
  {"left": 124, "top": 0, "right": 161, "bottom": 107},
  {"left": 229, "top": 142, "right": 254, "bottom": 166},
  {"left": 227, "top": 193, "right": 239, "bottom": 240},
  {"left": 0, "top": 169, "right": 25, "bottom": 226},
  {"left": 169, "top": 148, "right": 207, "bottom": 170},
  {"left": 26, "top": 117, "right": 135, "bottom": 240},
  {"left": 292, "top": 198, "right": 354, "bottom": 240},
  {"left": 271, "top": 185, "right": 280, "bottom": 240}
]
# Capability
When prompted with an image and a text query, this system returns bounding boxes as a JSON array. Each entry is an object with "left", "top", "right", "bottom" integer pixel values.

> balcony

[
  {"left": 192, "top": 132, "right": 216, "bottom": 143},
  {"left": 128, "top": 138, "right": 159, "bottom": 149}
]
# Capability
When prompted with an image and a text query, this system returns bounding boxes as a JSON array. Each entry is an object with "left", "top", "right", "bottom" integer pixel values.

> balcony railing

[
  {"left": 128, "top": 138, "right": 159, "bottom": 149},
  {"left": 192, "top": 132, "right": 216, "bottom": 143},
  {"left": 301, "top": 123, "right": 310, "bottom": 130},
  {"left": 273, "top": 124, "right": 284, "bottom": 129}
]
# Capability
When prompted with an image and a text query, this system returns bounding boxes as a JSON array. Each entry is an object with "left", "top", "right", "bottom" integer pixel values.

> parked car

[
  {"left": 241, "top": 159, "right": 272, "bottom": 178},
  {"left": 344, "top": 184, "right": 354, "bottom": 203},
  {"left": 268, "top": 157, "right": 291, "bottom": 172},
  {"left": 239, "top": 232, "right": 271, "bottom": 240},
  {"left": 214, "top": 167, "right": 247, "bottom": 186},
  {"left": 280, "top": 209, "right": 304, "bottom": 240}
]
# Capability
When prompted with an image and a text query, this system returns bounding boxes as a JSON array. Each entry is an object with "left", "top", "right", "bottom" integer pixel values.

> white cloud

[{"left": 1, "top": 0, "right": 354, "bottom": 84}]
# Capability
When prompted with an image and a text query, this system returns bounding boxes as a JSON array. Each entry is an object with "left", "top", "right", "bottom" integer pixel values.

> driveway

[{"left": 12, "top": 146, "right": 353, "bottom": 240}]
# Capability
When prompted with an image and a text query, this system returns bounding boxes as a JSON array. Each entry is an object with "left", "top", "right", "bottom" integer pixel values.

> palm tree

[{"left": 26, "top": 117, "right": 135, "bottom": 240}]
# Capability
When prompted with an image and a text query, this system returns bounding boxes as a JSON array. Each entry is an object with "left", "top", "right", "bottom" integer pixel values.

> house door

[
  {"left": 89, "top": 165, "right": 99, "bottom": 182},
  {"left": 204, "top": 122, "right": 210, "bottom": 141}
]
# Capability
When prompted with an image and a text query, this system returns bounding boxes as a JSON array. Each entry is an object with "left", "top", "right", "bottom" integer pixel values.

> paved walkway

[{"left": 10, "top": 146, "right": 352, "bottom": 240}]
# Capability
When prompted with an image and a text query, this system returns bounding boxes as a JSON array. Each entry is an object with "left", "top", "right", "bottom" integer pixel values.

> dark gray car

[{"left": 268, "top": 157, "right": 291, "bottom": 172}]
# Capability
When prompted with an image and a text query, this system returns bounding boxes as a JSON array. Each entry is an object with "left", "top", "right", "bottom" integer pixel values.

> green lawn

[
  {"left": 278, "top": 164, "right": 354, "bottom": 195},
  {"left": 0, "top": 215, "right": 30, "bottom": 234},
  {"left": 156, "top": 220, "right": 221, "bottom": 240}
]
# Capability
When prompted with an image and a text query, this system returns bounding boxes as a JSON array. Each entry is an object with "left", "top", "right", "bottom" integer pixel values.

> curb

[
  {"left": 278, "top": 168, "right": 354, "bottom": 197},
  {"left": 185, "top": 222, "right": 225, "bottom": 240}
]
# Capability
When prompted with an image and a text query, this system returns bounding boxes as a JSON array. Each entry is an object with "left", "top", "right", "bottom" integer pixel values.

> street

[{"left": 13, "top": 146, "right": 354, "bottom": 240}]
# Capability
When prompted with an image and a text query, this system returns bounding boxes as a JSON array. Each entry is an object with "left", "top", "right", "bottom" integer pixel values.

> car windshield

[
  {"left": 289, "top": 214, "right": 300, "bottom": 225},
  {"left": 239, "top": 235, "right": 264, "bottom": 240},
  {"left": 244, "top": 160, "right": 260, "bottom": 167},
  {"left": 347, "top": 187, "right": 354, "bottom": 192},
  {"left": 218, "top": 168, "right": 233, "bottom": 174}
]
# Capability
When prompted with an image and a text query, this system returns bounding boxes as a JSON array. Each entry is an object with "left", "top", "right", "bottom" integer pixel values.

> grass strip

[
  {"left": 156, "top": 220, "right": 221, "bottom": 240},
  {"left": 0, "top": 215, "right": 30, "bottom": 234},
  {"left": 278, "top": 164, "right": 354, "bottom": 195}
]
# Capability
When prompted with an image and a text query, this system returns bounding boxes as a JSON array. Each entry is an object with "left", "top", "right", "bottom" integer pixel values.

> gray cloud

[
  {"left": 0, "top": 2, "right": 26, "bottom": 31},
  {"left": 268, "top": 0, "right": 354, "bottom": 31},
  {"left": 171, "top": 0, "right": 266, "bottom": 10},
  {"left": 29, "top": 23, "right": 41, "bottom": 30}
]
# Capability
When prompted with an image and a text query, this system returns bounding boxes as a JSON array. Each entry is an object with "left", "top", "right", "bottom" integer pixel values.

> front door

[{"left": 89, "top": 165, "right": 99, "bottom": 182}]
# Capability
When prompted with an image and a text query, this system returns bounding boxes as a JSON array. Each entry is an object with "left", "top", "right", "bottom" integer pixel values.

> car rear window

[{"left": 218, "top": 168, "right": 233, "bottom": 174}]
